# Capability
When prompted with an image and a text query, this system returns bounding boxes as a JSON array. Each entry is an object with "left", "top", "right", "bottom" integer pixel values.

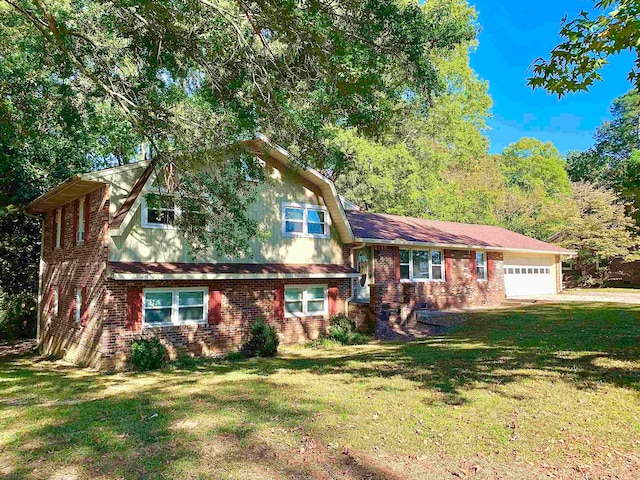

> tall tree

[
  {"left": 3, "top": 0, "right": 474, "bottom": 256},
  {"left": 550, "top": 182, "right": 640, "bottom": 285},
  {"left": 566, "top": 91, "right": 640, "bottom": 222},
  {"left": 528, "top": 0, "right": 640, "bottom": 96},
  {"left": 333, "top": 0, "right": 499, "bottom": 224},
  {"left": 493, "top": 138, "right": 573, "bottom": 239}
]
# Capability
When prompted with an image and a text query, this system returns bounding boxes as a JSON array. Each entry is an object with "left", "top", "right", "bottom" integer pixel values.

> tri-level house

[{"left": 27, "top": 135, "right": 573, "bottom": 369}]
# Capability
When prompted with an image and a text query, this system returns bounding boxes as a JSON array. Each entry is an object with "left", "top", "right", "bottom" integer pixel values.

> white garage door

[{"left": 503, "top": 254, "right": 556, "bottom": 297}]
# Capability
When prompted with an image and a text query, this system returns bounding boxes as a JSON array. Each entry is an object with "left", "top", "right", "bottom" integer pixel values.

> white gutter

[
  {"left": 353, "top": 237, "right": 576, "bottom": 256},
  {"left": 111, "top": 272, "right": 359, "bottom": 281}
]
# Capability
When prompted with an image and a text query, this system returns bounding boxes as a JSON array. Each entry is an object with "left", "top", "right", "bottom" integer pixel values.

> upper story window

[
  {"left": 76, "top": 197, "right": 86, "bottom": 244},
  {"left": 282, "top": 203, "right": 330, "bottom": 238},
  {"left": 476, "top": 251, "right": 487, "bottom": 281},
  {"left": 399, "top": 248, "right": 444, "bottom": 282},
  {"left": 141, "top": 194, "right": 178, "bottom": 229},
  {"left": 55, "top": 209, "right": 62, "bottom": 249},
  {"left": 143, "top": 288, "right": 208, "bottom": 327}
]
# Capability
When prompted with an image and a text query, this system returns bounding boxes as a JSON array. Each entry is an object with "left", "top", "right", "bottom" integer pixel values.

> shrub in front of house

[
  {"left": 242, "top": 318, "right": 279, "bottom": 357},
  {"left": 326, "top": 314, "right": 365, "bottom": 345},
  {"left": 130, "top": 336, "right": 168, "bottom": 371}
]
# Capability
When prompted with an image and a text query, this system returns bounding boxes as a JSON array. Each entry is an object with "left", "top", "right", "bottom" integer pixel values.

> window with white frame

[
  {"left": 143, "top": 288, "right": 208, "bottom": 327},
  {"left": 284, "top": 285, "right": 327, "bottom": 317},
  {"left": 52, "top": 286, "right": 59, "bottom": 316},
  {"left": 476, "top": 251, "right": 487, "bottom": 280},
  {"left": 75, "top": 288, "right": 82, "bottom": 323},
  {"left": 77, "top": 197, "right": 85, "bottom": 244},
  {"left": 55, "top": 209, "right": 62, "bottom": 249},
  {"left": 400, "top": 249, "right": 410, "bottom": 280},
  {"left": 142, "top": 194, "right": 177, "bottom": 229},
  {"left": 399, "top": 248, "right": 444, "bottom": 282},
  {"left": 282, "top": 203, "right": 329, "bottom": 238}
]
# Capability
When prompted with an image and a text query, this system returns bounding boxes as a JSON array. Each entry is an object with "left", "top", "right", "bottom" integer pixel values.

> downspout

[
  {"left": 25, "top": 212, "right": 44, "bottom": 348},
  {"left": 345, "top": 242, "right": 365, "bottom": 315}
]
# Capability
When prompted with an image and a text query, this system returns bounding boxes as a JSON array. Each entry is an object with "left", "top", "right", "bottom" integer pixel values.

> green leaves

[
  {"left": 2, "top": 0, "right": 474, "bottom": 256},
  {"left": 528, "top": 0, "right": 640, "bottom": 96}
]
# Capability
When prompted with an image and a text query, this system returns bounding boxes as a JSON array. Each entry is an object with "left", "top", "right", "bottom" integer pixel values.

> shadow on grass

[
  {"left": 1, "top": 303, "right": 639, "bottom": 478},
  {"left": 214, "top": 303, "right": 640, "bottom": 400}
]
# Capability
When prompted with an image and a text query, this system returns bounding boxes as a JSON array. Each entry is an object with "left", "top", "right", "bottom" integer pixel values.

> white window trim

[
  {"left": 476, "top": 251, "right": 488, "bottom": 282},
  {"left": 55, "top": 209, "right": 62, "bottom": 249},
  {"left": 281, "top": 202, "right": 331, "bottom": 239},
  {"left": 142, "top": 287, "right": 209, "bottom": 328},
  {"left": 141, "top": 193, "right": 180, "bottom": 230},
  {"left": 77, "top": 196, "right": 86, "bottom": 244},
  {"left": 75, "top": 288, "right": 82, "bottom": 323},
  {"left": 399, "top": 248, "right": 445, "bottom": 283},
  {"left": 52, "top": 286, "right": 59, "bottom": 316},
  {"left": 284, "top": 284, "right": 328, "bottom": 318}
]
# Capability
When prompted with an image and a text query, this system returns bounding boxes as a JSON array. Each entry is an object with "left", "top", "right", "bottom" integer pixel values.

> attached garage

[{"left": 503, "top": 253, "right": 558, "bottom": 297}]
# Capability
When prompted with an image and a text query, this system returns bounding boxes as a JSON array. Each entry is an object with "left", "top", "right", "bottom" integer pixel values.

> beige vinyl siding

[
  {"left": 109, "top": 161, "right": 344, "bottom": 264},
  {"left": 83, "top": 162, "right": 151, "bottom": 219}
]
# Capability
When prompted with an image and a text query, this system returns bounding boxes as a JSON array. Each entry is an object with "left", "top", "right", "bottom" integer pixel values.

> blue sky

[{"left": 468, "top": 0, "right": 635, "bottom": 155}]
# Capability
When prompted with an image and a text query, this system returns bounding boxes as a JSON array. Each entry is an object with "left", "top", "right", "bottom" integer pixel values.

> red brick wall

[
  {"left": 370, "top": 246, "right": 505, "bottom": 311},
  {"left": 103, "top": 277, "right": 352, "bottom": 370},
  {"left": 39, "top": 187, "right": 111, "bottom": 368}
]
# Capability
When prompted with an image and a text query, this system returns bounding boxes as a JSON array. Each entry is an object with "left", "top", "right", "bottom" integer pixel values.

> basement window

[
  {"left": 143, "top": 288, "right": 208, "bottom": 327},
  {"left": 284, "top": 285, "right": 327, "bottom": 317}
]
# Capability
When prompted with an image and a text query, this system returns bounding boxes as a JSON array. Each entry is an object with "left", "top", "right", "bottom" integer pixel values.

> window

[
  {"left": 52, "top": 286, "right": 59, "bottom": 316},
  {"left": 142, "top": 194, "right": 178, "bottom": 229},
  {"left": 143, "top": 288, "right": 208, "bottom": 327},
  {"left": 399, "top": 248, "right": 444, "bottom": 282},
  {"left": 399, "top": 249, "right": 410, "bottom": 280},
  {"left": 77, "top": 197, "right": 85, "bottom": 244},
  {"left": 75, "top": 288, "right": 82, "bottom": 323},
  {"left": 284, "top": 285, "right": 327, "bottom": 317},
  {"left": 431, "top": 250, "right": 443, "bottom": 280},
  {"left": 412, "top": 250, "right": 430, "bottom": 280},
  {"left": 55, "top": 209, "right": 62, "bottom": 249},
  {"left": 282, "top": 203, "right": 330, "bottom": 238},
  {"left": 476, "top": 252, "right": 487, "bottom": 280}
]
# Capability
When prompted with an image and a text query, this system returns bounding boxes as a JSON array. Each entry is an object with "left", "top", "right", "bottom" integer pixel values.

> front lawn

[{"left": 1, "top": 304, "right": 640, "bottom": 479}]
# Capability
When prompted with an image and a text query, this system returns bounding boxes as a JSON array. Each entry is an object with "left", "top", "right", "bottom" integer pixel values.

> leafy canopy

[
  {"left": 3, "top": 0, "right": 474, "bottom": 256},
  {"left": 566, "top": 90, "right": 640, "bottom": 223},
  {"left": 550, "top": 182, "right": 640, "bottom": 282},
  {"left": 528, "top": 0, "right": 640, "bottom": 96}
]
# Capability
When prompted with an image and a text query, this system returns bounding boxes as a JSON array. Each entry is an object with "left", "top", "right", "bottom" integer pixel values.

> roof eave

[
  {"left": 354, "top": 237, "right": 576, "bottom": 256},
  {"left": 26, "top": 176, "right": 106, "bottom": 214}
]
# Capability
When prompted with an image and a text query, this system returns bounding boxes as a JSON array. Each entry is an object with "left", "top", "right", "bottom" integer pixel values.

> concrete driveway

[{"left": 511, "top": 290, "right": 640, "bottom": 304}]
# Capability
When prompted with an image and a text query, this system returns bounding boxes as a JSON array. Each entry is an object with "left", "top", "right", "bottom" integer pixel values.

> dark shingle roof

[{"left": 346, "top": 211, "right": 572, "bottom": 254}]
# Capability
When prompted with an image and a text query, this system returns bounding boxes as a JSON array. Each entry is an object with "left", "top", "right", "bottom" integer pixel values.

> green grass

[{"left": 2, "top": 303, "right": 640, "bottom": 479}]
